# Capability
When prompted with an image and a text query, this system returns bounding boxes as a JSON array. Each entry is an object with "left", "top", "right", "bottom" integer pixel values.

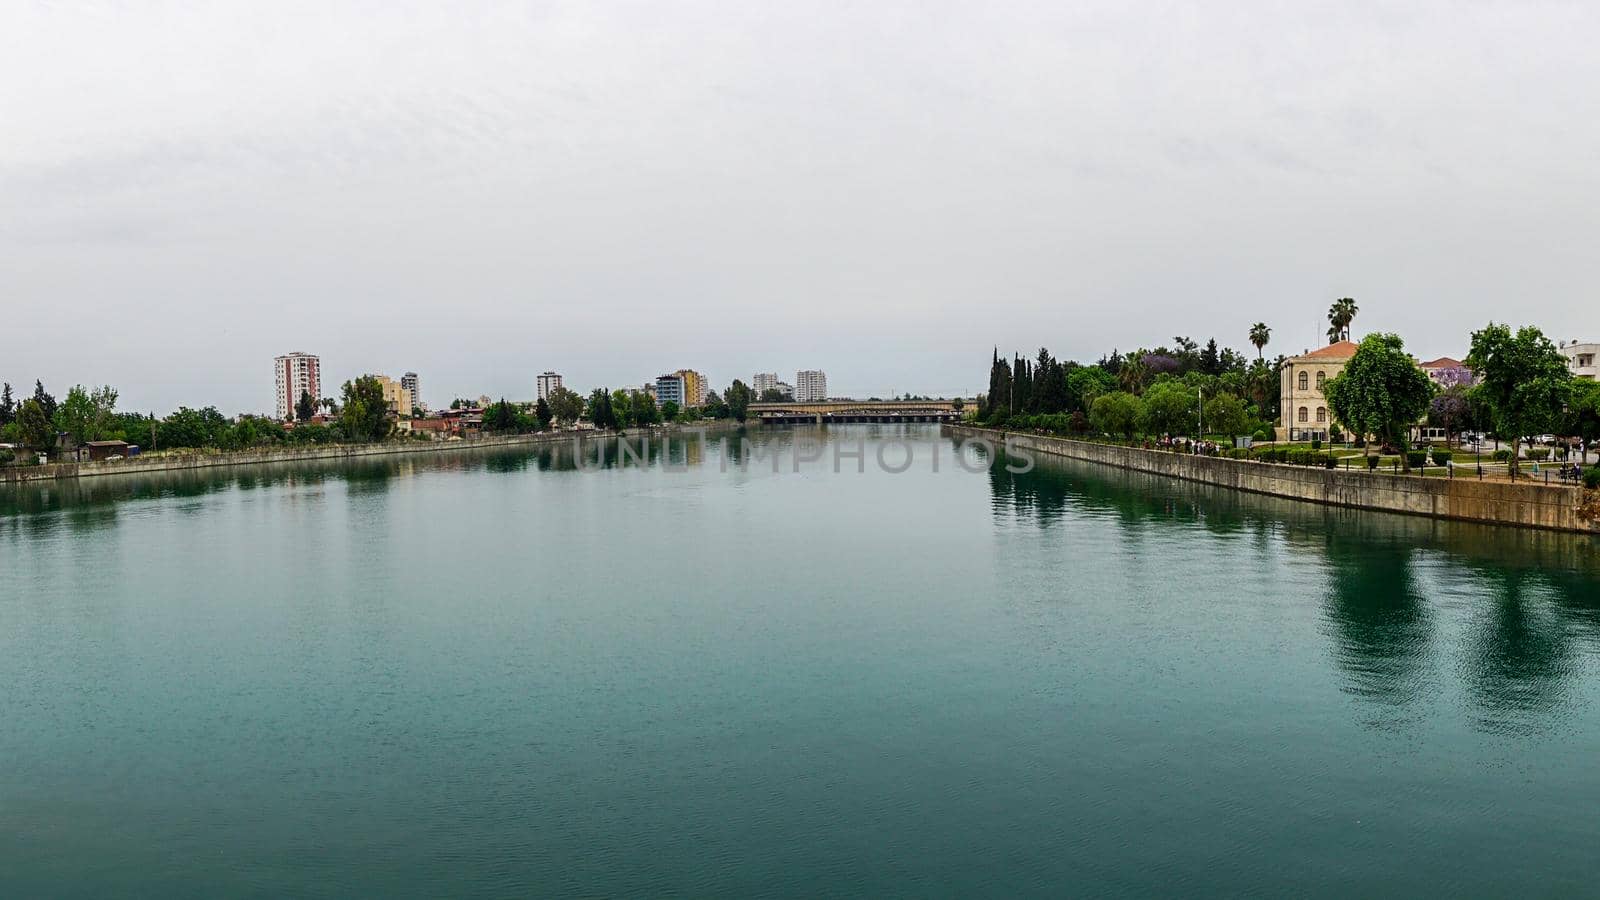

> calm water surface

[{"left": 4, "top": 426, "right": 1600, "bottom": 896}]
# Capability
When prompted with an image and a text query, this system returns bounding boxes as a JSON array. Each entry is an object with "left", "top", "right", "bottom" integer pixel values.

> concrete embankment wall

[
  {"left": 2, "top": 424, "right": 734, "bottom": 484},
  {"left": 946, "top": 425, "right": 1599, "bottom": 535}
]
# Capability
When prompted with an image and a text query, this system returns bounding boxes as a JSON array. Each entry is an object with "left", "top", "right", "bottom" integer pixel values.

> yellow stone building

[{"left": 1277, "top": 340, "right": 1356, "bottom": 441}]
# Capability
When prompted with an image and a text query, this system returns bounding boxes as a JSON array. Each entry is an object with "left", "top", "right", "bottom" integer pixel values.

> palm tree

[
  {"left": 1248, "top": 323, "right": 1271, "bottom": 361},
  {"left": 1327, "top": 297, "right": 1358, "bottom": 343}
]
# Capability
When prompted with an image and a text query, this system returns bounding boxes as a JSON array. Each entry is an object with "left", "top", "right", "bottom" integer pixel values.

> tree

[
  {"left": 1089, "top": 392, "right": 1143, "bottom": 440},
  {"left": 1323, "top": 333, "right": 1436, "bottom": 470},
  {"left": 547, "top": 387, "right": 584, "bottom": 425},
  {"left": 54, "top": 384, "right": 119, "bottom": 445},
  {"left": 1199, "top": 339, "right": 1221, "bottom": 377},
  {"left": 1564, "top": 380, "right": 1600, "bottom": 451},
  {"left": 1465, "top": 323, "right": 1572, "bottom": 479},
  {"left": 1248, "top": 323, "right": 1271, "bottom": 361},
  {"left": 702, "top": 390, "right": 728, "bottom": 419},
  {"left": 1428, "top": 385, "right": 1471, "bottom": 446},
  {"left": 631, "top": 390, "right": 660, "bottom": 426},
  {"left": 17, "top": 399, "right": 54, "bottom": 452},
  {"left": 1203, "top": 392, "right": 1250, "bottom": 437},
  {"left": 586, "top": 388, "right": 616, "bottom": 429},
  {"left": 32, "top": 380, "right": 57, "bottom": 421},
  {"left": 1140, "top": 380, "right": 1199, "bottom": 437},
  {"left": 0, "top": 382, "right": 13, "bottom": 426},
  {"left": 339, "top": 375, "right": 393, "bottom": 442},
  {"left": 484, "top": 398, "right": 518, "bottom": 432},
  {"left": 158, "top": 406, "right": 231, "bottom": 449},
  {"left": 295, "top": 390, "right": 316, "bottom": 423},
  {"left": 660, "top": 399, "right": 681, "bottom": 422},
  {"left": 758, "top": 388, "right": 788, "bottom": 403},
  {"left": 608, "top": 389, "right": 633, "bottom": 430},
  {"left": 1327, "top": 297, "right": 1358, "bottom": 343},
  {"left": 725, "top": 380, "right": 753, "bottom": 423},
  {"left": 534, "top": 397, "right": 553, "bottom": 430}
]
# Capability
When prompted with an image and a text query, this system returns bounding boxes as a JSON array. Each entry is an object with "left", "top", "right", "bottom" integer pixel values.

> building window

[
  {"left": 1316, "top": 371, "right": 1326, "bottom": 389},
  {"left": 1298, "top": 406, "right": 1309, "bottom": 423},
  {"left": 1316, "top": 407, "right": 1326, "bottom": 423},
  {"left": 1298, "top": 371, "right": 1308, "bottom": 390}
]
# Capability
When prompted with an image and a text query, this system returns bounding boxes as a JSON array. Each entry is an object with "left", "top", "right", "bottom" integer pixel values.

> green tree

[
  {"left": 339, "top": 376, "right": 393, "bottom": 442},
  {"left": 1465, "top": 323, "right": 1572, "bottom": 478},
  {"left": 609, "top": 389, "right": 633, "bottom": 430},
  {"left": 1140, "top": 380, "right": 1198, "bottom": 437},
  {"left": 586, "top": 388, "right": 614, "bottom": 429},
  {"left": 534, "top": 397, "right": 553, "bottom": 430},
  {"left": 702, "top": 390, "right": 728, "bottom": 419},
  {"left": 1203, "top": 392, "right": 1249, "bottom": 437},
  {"left": 660, "top": 399, "right": 681, "bottom": 422},
  {"left": 17, "top": 399, "right": 54, "bottom": 452},
  {"left": 295, "top": 390, "right": 316, "bottom": 422},
  {"left": 158, "top": 406, "right": 231, "bottom": 448},
  {"left": 631, "top": 390, "right": 660, "bottom": 426},
  {"left": 758, "top": 388, "right": 788, "bottom": 402},
  {"left": 725, "top": 380, "right": 753, "bottom": 423},
  {"left": 547, "top": 387, "right": 584, "bottom": 424},
  {"left": 1564, "top": 380, "right": 1600, "bottom": 449},
  {"left": 32, "top": 380, "right": 57, "bottom": 421},
  {"left": 1323, "top": 333, "right": 1436, "bottom": 470},
  {"left": 54, "top": 384, "right": 119, "bottom": 445},
  {"left": 0, "top": 382, "right": 14, "bottom": 426},
  {"left": 1089, "top": 392, "right": 1143, "bottom": 440},
  {"left": 1248, "top": 323, "right": 1271, "bottom": 361},
  {"left": 483, "top": 398, "right": 519, "bottom": 432}
]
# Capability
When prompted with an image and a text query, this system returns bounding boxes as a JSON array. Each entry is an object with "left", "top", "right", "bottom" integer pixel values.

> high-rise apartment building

[
  {"left": 400, "top": 372, "right": 421, "bottom": 412},
  {"left": 537, "top": 371, "right": 564, "bottom": 400},
  {"left": 677, "top": 369, "right": 707, "bottom": 406},
  {"left": 795, "top": 370, "right": 827, "bottom": 402},
  {"left": 274, "top": 352, "right": 321, "bottom": 421},
  {"left": 655, "top": 373, "right": 686, "bottom": 407},
  {"left": 752, "top": 373, "right": 779, "bottom": 396}
]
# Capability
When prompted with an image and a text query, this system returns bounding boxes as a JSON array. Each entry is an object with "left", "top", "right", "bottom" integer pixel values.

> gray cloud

[{"left": 2, "top": 0, "right": 1598, "bottom": 412}]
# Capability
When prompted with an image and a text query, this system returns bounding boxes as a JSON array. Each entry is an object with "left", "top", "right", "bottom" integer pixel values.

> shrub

[
  {"left": 1226, "top": 448, "right": 1251, "bottom": 459},
  {"left": 1252, "top": 429, "right": 1271, "bottom": 442},
  {"left": 1431, "top": 449, "right": 1453, "bottom": 465},
  {"left": 1527, "top": 447, "right": 1550, "bottom": 461},
  {"left": 1324, "top": 455, "right": 1337, "bottom": 469},
  {"left": 1366, "top": 455, "right": 1381, "bottom": 470},
  {"left": 1406, "top": 450, "right": 1427, "bottom": 469},
  {"left": 1311, "top": 437, "right": 1322, "bottom": 450},
  {"left": 1587, "top": 467, "right": 1600, "bottom": 490},
  {"left": 1493, "top": 449, "right": 1513, "bottom": 462}
]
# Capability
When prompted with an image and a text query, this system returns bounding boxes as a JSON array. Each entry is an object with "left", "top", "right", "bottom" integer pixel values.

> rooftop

[{"left": 1297, "top": 340, "right": 1359, "bottom": 360}]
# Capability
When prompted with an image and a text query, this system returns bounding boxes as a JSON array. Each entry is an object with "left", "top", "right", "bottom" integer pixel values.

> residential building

[
  {"left": 1561, "top": 341, "right": 1599, "bottom": 380},
  {"left": 374, "top": 375, "right": 413, "bottom": 418},
  {"left": 676, "top": 369, "right": 707, "bottom": 406},
  {"left": 274, "top": 352, "right": 321, "bottom": 421},
  {"left": 400, "top": 372, "right": 422, "bottom": 412},
  {"left": 1277, "top": 340, "right": 1355, "bottom": 442},
  {"left": 537, "top": 371, "right": 564, "bottom": 400},
  {"left": 795, "top": 370, "right": 828, "bottom": 402},
  {"left": 1418, "top": 357, "right": 1473, "bottom": 389},
  {"left": 753, "top": 373, "right": 780, "bottom": 396},
  {"left": 655, "top": 373, "right": 687, "bottom": 408},
  {"left": 774, "top": 380, "right": 794, "bottom": 399}
]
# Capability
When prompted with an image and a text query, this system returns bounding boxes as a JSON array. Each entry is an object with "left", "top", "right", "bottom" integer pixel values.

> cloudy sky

[{"left": 3, "top": 1, "right": 1597, "bottom": 413}]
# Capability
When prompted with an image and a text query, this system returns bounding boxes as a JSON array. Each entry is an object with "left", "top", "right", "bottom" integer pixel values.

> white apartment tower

[
  {"left": 274, "top": 352, "right": 321, "bottom": 421},
  {"left": 752, "top": 373, "right": 779, "bottom": 396},
  {"left": 537, "top": 371, "right": 564, "bottom": 400},
  {"left": 795, "top": 370, "right": 827, "bottom": 402}
]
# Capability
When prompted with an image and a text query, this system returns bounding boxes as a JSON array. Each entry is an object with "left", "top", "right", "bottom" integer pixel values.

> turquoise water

[{"left": 4, "top": 426, "right": 1600, "bottom": 896}]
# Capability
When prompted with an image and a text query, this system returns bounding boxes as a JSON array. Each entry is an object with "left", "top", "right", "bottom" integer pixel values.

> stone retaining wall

[{"left": 946, "top": 425, "right": 1599, "bottom": 534}]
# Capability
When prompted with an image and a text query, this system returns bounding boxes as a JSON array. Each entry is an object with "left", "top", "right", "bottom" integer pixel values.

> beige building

[
  {"left": 1561, "top": 341, "right": 1599, "bottom": 380},
  {"left": 1277, "top": 340, "right": 1356, "bottom": 441},
  {"left": 374, "top": 375, "right": 414, "bottom": 418}
]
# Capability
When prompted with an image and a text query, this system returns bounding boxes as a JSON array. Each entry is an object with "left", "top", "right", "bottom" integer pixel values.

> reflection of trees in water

[
  {"left": 985, "top": 446, "right": 1600, "bottom": 732},
  {"left": 1317, "top": 535, "right": 1430, "bottom": 711},
  {"left": 1462, "top": 567, "right": 1581, "bottom": 734}
]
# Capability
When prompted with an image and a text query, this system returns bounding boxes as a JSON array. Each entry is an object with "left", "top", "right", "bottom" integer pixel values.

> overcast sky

[{"left": 3, "top": 1, "right": 1597, "bottom": 413}]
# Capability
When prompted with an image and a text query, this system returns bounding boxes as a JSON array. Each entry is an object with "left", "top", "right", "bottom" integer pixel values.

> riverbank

[
  {"left": 1, "top": 422, "right": 738, "bottom": 484},
  {"left": 946, "top": 424, "right": 1600, "bottom": 534}
]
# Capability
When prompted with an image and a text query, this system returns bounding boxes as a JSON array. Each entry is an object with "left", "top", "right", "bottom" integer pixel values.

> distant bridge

[{"left": 749, "top": 400, "right": 970, "bottom": 424}]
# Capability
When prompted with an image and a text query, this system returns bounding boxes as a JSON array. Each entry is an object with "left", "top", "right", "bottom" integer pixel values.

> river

[{"left": 3, "top": 425, "right": 1599, "bottom": 896}]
